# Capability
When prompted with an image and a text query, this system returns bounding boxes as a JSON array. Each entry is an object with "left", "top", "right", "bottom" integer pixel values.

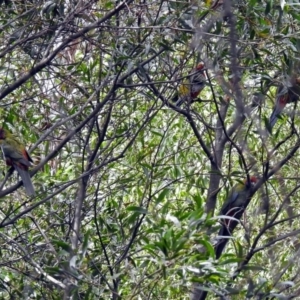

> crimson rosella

[
  {"left": 0, "top": 128, "right": 35, "bottom": 196},
  {"left": 269, "top": 76, "right": 300, "bottom": 129},
  {"left": 172, "top": 62, "right": 207, "bottom": 107},
  {"left": 215, "top": 176, "right": 257, "bottom": 259}
]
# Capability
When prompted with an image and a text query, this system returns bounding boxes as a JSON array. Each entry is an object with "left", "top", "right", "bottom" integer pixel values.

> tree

[{"left": 0, "top": 0, "right": 300, "bottom": 299}]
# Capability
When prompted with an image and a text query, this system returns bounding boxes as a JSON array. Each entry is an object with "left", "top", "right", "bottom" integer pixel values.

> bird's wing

[
  {"left": 1, "top": 143, "right": 31, "bottom": 167},
  {"left": 220, "top": 189, "right": 239, "bottom": 214}
]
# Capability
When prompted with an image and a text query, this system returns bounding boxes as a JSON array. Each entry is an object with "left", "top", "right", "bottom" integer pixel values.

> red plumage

[{"left": 0, "top": 128, "right": 35, "bottom": 196}]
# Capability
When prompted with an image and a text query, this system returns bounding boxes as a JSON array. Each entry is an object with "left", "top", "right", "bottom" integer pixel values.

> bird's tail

[
  {"left": 214, "top": 225, "right": 231, "bottom": 259},
  {"left": 269, "top": 105, "right": 283, "bottom": 129},
  {"left": 14, "top": 164, "right": 35, "bottom": 197},
  {"left": 269, "top": 93, "right": 288, "bottom": 130},
  {"left": 269, "top": 112, "right": 278, "bottom": 129}
]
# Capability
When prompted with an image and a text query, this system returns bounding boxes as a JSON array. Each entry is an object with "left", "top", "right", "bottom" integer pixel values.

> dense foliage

[{"left": 0, "top": 0, "right": 300, "bottom": 299}]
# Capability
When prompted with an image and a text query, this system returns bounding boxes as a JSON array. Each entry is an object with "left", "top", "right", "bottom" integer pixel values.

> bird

[
  {"left": 269, "top": 76, "right": 300, "bottom": 130},
  {"left": 215, "top": 176, "right": 257, "bottom": 259},
  {"left": 172, "top": 62, "right": 207, "bottom": 107},
  {"left": 0, "top": 128, "right": 35, "bottom": 196}
]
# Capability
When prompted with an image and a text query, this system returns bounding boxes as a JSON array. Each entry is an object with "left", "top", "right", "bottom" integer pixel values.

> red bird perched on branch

[
  {"left": 269, "top": 76, "right": 300, "bottom": 130},
  {"left": 172, "top": 62, "right": 207, "bottom": 107},
  {"left": 0, "top": 128, "right": 35, "bottom": 196},
  {"left": 215, "top": 176, "right": 257, "bottom": 259}
]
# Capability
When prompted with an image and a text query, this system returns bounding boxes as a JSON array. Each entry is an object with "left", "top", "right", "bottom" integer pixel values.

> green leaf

[
  {"left": 156, "top": 188, "right": 171, "bottom": 204},
  {"left": 126, "top": 206, "right": 148, "bottom": 214},
  {"left": 52, "top": 240, "right": 72, "bottom": 253},
  {"left": 198, "top": 239, "right": 215, "bottom": 257},
  {"left": 243, "top": 265, "right": 266, "bottom": 271},
  {"left": 265, "top": 1, "right": 272, "bottom": 15}
]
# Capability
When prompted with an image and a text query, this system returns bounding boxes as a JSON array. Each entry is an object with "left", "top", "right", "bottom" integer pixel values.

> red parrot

[
  {"left": 269, "top": 76, "right": 300, "bottom": 129},
  {"left": 172, "top": 62, "right": 207, "bottom": 107},
  {"left": 0, "top": 128, "right": 35, "bottom": 196},
  {"left": 215, "top": 176, "right": 257, "bottom": 259}
]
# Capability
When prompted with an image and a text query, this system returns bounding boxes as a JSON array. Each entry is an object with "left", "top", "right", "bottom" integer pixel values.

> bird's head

[
  {"left": 195, "top": 62, "right": 205, "bottom": 71},
  {"left": 244, "top": 176, "right": 257, "bottom": 188}
]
